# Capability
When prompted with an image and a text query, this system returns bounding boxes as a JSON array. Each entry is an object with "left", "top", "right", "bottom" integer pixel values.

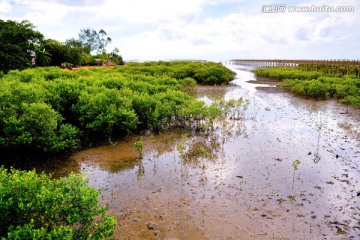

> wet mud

[{"left": 38, "top": 66, "right": 359, "bottom": 239}]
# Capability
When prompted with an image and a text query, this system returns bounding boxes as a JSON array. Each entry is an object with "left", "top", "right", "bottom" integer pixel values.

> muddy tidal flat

[{"left": 38, "top": 66, "right": 360, "bottom": 239}]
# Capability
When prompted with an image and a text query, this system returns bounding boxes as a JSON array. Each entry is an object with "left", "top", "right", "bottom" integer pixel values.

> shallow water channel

[{"left": 40, "top": 66, "right": 359, "bottom": 239}]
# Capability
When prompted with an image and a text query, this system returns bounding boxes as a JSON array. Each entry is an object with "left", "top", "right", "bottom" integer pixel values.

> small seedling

[
  {"left": 176, "top": 143, "right": 186, "bottom": 155},
  {"left": 316, "top": 113, "right": 324, "bottom": 132},
  {"left": 134, "top": 137, "right": 143, "bottom": 159},
  {"left": 292, "top": 160, "right": 301, "bottom": 171},
  {"left": 182, "top": 134, "right": 189, "bottom": 142},
  {"left": 314, "top": 113, "right": 324, "bottom": 163},
  {"left": 199, "top": 147, "right": 208, "bottom": 157},
  {"left": 176, "top": 134, "right": 189, "bottom": 156},
  {"left": 292, "top": 159, "right": 301, "bottom": 190}
]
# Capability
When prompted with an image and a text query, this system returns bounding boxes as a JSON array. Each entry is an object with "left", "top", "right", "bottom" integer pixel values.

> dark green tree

[
  {"left": 98, "top": 29, "right": 112, "bottom": 54},
  {"left": 110, "top": 47, "right": 124, "bottom": 65},
  {"left": 0, "top": 20, "right": 44, "bottom": 73},
  {"left": 42, "top": 39, "right": 66, "bottom": 66},
  {"left": 78, "top": 28, "right": 112, "bottom": 54},
  {"left": 64, "top": 38, "right": 84, "bottom": 65},
  {"left": 0, "top": 43, "right": 30, "bottom": 72},
  {"left": 34, "top": 45, "right": 52, "bottom": 66},
  {"left": 78, "top": 28, "right": 99, "bottom": 54},
  {"left": 40, "top": 39, "right": 85, "bottom": 66}
]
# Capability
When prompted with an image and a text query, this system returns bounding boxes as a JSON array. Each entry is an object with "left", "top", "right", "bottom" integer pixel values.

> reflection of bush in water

[{"left": 181, "top": 136, "right": 222, "bottom": 168}]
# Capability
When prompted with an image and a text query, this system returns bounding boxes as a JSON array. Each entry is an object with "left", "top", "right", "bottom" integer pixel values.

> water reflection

[{"left": 178, "top": 135, "right": 223, "bottom": 168}]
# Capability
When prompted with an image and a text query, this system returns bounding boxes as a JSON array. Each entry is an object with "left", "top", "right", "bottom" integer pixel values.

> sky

[{"left": 0, "top": 0, "right": 359, "bottom": 61}]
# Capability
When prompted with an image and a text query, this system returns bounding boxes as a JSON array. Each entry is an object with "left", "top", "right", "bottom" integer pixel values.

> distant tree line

[{"left": 0, "top": 19, "right": 124, "bottom": 74}]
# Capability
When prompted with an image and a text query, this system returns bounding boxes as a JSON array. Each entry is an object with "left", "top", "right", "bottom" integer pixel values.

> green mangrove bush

[
  {"left": 0, "top": 167, "right": 116, "bottom": 239},
  {"left": 254, "top": 67, "right": 322, "bottom": 80},
  {"left": 0, "top": 61, "right": 235, "bottom": 154},
  {"left": 254, "top": 67, "right": 360, "bottom": 108}
]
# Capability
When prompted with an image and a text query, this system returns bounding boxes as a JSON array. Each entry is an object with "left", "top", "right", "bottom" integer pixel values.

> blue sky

[{"left": 1, "top": 0, "right": 359, "bottom": 61}]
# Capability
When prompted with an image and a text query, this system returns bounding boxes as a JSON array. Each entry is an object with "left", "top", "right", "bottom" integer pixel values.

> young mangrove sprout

[
  {"left": 292, "top": 159, "right": 301, "bottom": 190},
  {"left": 134, "top": 137, "right": 143, "bottom": 159},
  {"left": 176, "top": 134, "right": 189, "bottom": 156},
  {"left": 314, "top": 113, "right": 324, "bottom": 163}
]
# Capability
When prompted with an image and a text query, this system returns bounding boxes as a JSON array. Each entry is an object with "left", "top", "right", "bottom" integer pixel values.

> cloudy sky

[{"left": 1, "top": 0, "right": 359, "bottom": 61}]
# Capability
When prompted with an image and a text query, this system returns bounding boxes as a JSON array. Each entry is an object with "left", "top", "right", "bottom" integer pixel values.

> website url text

[{"left": 261, "top": 4, "right": 355, "bottom": 13}]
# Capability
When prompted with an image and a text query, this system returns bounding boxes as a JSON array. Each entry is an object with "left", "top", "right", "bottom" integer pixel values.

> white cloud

[
  {"left": 1, "top": 0, "right": 359, "bottom": 60},
  {"left": 0, "top": 0, "right": 12, "bottom": 13},
  {"left": 118, "top": 6, "right": 358, "bottom": 59},
  {"left": 96, "top": 0, "right": 209, "bottom": 24}
]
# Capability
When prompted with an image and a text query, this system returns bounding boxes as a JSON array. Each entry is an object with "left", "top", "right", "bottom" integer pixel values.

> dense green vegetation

[
  {"left": 0, "top": 167, "right": 115, "bottom": 239},
  {"left": 0, "top": 19, "right": 123, "bottom": 73},
  {"left": 255, "top": 68, "right": 322, "bottom": 80},
  {"left": 254, "top": 67, "right": 360, "bottom": 108},
  {"left": 0, "top": 61, "right": 235, "bottom": 155}
]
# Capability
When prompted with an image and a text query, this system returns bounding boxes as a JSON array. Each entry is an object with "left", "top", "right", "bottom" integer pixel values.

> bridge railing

[{"left": 229, "top": 59, "right": 360, "bottom": 67}]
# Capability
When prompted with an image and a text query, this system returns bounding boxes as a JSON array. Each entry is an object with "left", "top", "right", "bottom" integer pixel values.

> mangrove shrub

[
  {"left": 0, "top": 61, "right": 235, "bottom": 154},
  {"left": 255, "top": 67, "right": 360, "bottom": 108},
  {"left": 0, "top": 167, "right": 116, "bottom": 239}
]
